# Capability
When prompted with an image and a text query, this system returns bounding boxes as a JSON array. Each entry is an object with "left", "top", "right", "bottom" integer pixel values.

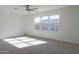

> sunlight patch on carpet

[{"left": 3, "top": 37, "right": 47, "bottom": 48}]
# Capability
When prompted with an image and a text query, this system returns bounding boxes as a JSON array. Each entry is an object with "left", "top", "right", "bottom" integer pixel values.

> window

[
  {"left": 50, "top": 15, "right": 60, "bottom": 31},
  {"left": 42, "top": 16, "right": 49, "bottom": 30},
  {"left": 34, "top": 14, "right": 60, "bottom": 32},
  {"left": 35, "top": 17, "right": 41, "bottom": 30}
]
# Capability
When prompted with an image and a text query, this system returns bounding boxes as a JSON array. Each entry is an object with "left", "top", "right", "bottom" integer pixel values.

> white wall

[
  {"left": 0, "top": 11, "right": 26, "bottom": 39},
  {"left": 25, "top": 6, "right": 79, "bottom": 44}
]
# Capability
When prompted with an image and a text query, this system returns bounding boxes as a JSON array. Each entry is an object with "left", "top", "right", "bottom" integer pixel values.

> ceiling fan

[{"left": 14, "top": 5, "right": 39, "bottom": 13}]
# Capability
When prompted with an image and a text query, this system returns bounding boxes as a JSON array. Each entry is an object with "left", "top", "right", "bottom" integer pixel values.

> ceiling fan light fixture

[{"left": 14, "top": 5, "right": 38, "bottom": 14}]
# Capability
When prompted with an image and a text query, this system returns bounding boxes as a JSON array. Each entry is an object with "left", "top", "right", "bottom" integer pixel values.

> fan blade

[
  {"left": 29, "top": 8, "right": 38, "bottom": 11},
  {"left": 31, "top": 10, "right": 38, "bottom": 12},
  {"left": 28, "top": 8, "right": 38, "bottom": 11},
  {"left": 32, "top": 8, "right": 38, "bottom": 9}
]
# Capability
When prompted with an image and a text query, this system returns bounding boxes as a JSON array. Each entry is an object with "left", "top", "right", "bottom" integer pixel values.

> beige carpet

[{"left": 0, "top": 35, "right": 79, "bottom": 54}]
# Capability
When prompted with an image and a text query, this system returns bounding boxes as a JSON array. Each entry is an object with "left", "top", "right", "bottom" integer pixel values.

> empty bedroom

[{"left": 0, "top": 5, "right": 79, "bottom": 54}]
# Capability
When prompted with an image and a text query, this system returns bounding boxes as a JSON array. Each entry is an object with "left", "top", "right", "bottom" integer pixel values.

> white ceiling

[{"left": 0, "top": 5, "right": 70, "bottom": 14}]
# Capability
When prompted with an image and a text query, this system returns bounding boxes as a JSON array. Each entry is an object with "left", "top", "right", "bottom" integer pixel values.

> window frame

[{"left": 34, "top": 14, "right": 60, "bottom": 32}]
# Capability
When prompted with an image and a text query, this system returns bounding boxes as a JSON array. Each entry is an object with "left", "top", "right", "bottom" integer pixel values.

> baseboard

[{"left": 25, "top": 34, "right": 79, "bottom": 45}]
